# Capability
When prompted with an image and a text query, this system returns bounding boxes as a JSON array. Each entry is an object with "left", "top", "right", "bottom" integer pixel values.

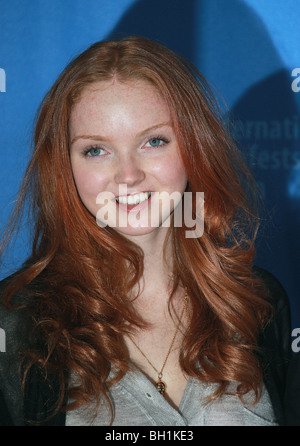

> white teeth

[{"left": 116, "top": 192, "right": 151, "bottom": 205}]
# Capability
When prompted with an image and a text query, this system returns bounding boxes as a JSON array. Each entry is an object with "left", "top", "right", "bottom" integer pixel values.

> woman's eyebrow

[{"left": 70, "top": 121, "right": 172, "bottom": 145}]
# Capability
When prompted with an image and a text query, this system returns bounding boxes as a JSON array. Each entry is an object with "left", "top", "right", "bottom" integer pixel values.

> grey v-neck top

[{"left": 65, "top": 368, "right": 277, "bottom": 426}]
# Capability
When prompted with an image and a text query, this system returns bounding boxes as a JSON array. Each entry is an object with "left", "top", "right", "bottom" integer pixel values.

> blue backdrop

[{"left": 0, "top": 0, "right": 299, "bottom": 331}]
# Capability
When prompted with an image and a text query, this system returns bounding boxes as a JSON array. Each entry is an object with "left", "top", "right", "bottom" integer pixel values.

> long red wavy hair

[{"left": 1, "top": 36, "right": 272, "bottom": 421}]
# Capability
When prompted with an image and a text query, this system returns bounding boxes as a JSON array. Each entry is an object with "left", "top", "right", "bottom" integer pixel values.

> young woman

[{"left": 0, "top": 36, "right": 291, "bottom": 426}]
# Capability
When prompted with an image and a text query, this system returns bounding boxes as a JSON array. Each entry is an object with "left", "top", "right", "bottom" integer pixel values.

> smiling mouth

[{"left": 115, "top": 191, "right": 152, "bottom": 205}]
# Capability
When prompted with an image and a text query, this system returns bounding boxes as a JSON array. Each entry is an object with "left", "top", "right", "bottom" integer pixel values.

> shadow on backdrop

[
  {"left": 231, "top": 70, "right": 300, "bottom": 328},
  {"left": 105, "top": 0, "right": 197, "bottom": 61}
]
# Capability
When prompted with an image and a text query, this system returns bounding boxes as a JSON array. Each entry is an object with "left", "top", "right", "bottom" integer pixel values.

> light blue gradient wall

[{"left": 0, "top": 0, "right": 299, "bottom": 328}]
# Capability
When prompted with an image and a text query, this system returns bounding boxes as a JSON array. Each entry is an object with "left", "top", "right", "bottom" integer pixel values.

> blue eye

[
  {"left": 85, "top": 147, "right": 105, "bottom": 157},
  {"left": 145, "top": 137, "right": 168, "bottom": 148},
  {"left": 149, "top": 138, "right": 162, "bottom": 147}
]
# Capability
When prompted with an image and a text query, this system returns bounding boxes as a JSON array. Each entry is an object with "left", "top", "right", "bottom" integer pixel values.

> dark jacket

[
  {"left": 285, "top": 352, "right": 300, "bottom": 425},
  {"left": 0, "top": 266, "right": 292, "bottom": 426}
]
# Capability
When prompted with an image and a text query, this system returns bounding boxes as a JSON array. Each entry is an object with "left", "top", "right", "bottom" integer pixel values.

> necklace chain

[{"left": 130, "top": 292, "right": 188, "bottom": 395}]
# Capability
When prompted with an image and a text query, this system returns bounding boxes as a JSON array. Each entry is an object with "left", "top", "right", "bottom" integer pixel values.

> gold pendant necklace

[{"left": 130, "top": 293, "right": 188, "bottom": 395}]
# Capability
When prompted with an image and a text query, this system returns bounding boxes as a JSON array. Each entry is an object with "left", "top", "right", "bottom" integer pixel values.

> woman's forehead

[{"left": 69, "top": 79, "right": 172, "bottom": 142}]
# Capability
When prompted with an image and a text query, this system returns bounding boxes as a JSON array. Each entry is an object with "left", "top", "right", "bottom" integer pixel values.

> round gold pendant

[{"left": 156, "top": 380, "right": 166, "bottom": 394}]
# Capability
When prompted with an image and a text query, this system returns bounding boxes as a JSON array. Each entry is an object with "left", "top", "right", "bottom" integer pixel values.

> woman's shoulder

[
  {"left": 253, "top": 266, "right": 292, "bottom": 425},
  {"left": 253, "top": 265, "right": 291, "bottom": 354},
  {"left": 0, "top": 271, "right": 35, "bottom": 426},
  {"left": 0, "top": 271, "right": 34, "bottom": 351},
  {"left": 253, "top": 265, "right": 290, "bottom": 310},
  {"left": 253, "top": 265, "right": 291, "bottom": 346}
]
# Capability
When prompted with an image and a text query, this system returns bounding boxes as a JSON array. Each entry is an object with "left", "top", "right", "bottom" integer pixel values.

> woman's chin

[{"left": 112, "top": 223, "right": 168, "bottom": 239}]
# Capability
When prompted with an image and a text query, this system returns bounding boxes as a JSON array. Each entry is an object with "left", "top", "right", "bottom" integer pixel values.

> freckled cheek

[
  {"left": 152, "top": 158, "right": 188, "bottom": 192},
  {"left": 72, "top": 165, "right": 109, "bottom": 206}
]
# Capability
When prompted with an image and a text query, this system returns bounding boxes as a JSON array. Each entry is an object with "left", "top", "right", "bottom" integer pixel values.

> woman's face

[{"left": 69, "top": 79, "right": 188, "bottom": 239}]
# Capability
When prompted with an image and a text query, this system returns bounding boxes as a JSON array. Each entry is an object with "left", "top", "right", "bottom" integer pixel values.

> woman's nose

[{"left": 114, "top": 156, "right": 145, "bottom": 186}]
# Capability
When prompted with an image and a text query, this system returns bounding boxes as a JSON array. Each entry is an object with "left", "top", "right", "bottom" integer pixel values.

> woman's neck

[{"left": 125, "top": 228, "right": 175, "bottom": 309}]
